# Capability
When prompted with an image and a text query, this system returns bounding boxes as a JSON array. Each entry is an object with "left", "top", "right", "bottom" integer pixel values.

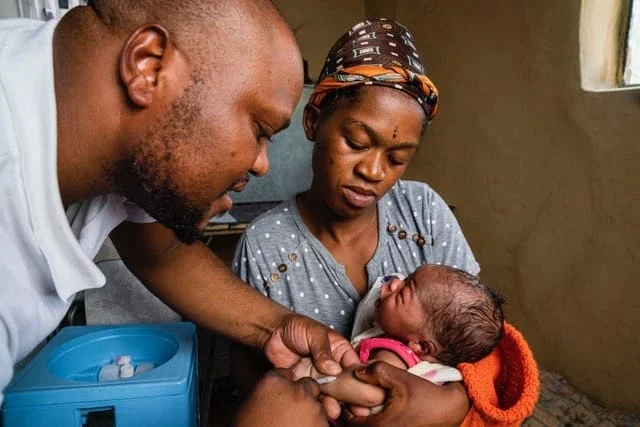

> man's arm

[
  {"left": 110, "top": 221, "right": 359, "bottom": 375},
  {"left": 110, "top": 221, "right": 288, "bottom": 348}
]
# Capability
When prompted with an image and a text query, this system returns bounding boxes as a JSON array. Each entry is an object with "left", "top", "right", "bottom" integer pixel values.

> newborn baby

[{"left": 319, "top": 264, "right": 505, "bottom": 409}]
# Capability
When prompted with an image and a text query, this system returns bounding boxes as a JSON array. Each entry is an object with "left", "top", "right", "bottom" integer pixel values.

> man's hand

[
  {"left": 233, "top": 368, "right": 327, "bottom": 427},
  {"left": 265, "top": 313, "right": 360, "bottom": 376},
  {"left": 346, "top": 362, "right": 470, "bottom": 427},
  {"left": 264, "top": 313, "right": 361, "bottom": 420}
]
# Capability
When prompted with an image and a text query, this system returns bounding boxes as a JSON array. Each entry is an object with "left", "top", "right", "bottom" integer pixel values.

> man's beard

[
  {"left": 109, "top": 78, "right": 207, "bottom": 244},
  {"left": 109, "top": 159, "right": 206, "bottom": 244}
]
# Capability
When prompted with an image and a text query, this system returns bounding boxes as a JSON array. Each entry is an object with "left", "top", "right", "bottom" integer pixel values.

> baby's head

[{"left": 375, "top": 264, "right": 504, "bottom": 366}]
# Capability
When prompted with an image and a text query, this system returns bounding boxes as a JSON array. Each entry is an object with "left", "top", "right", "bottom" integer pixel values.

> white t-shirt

[{"left": 0, "top": 19, "right": 154, "bottom": 404}]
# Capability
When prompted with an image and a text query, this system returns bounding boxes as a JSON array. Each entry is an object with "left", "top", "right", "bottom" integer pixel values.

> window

[
  {"left": 580, "top": 0, "right": 640, "bottom": 92},
  {"left": 622, "top": 0, "right": 640, "bottom": 85}
]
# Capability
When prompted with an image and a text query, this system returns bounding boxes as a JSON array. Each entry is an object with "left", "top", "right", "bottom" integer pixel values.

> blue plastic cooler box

[{"left": 2, "top": 322, "right": 198, "bottom": 427}]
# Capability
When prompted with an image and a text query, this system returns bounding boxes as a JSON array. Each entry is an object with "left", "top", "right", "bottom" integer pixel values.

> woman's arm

[{"left": 348, "top": 361, "right": 470, "bottom": 427}]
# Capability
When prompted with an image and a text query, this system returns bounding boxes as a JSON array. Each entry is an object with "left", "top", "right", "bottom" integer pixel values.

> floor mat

[{"left": 523, "top": 370, "right": 639, "bottom": 426}]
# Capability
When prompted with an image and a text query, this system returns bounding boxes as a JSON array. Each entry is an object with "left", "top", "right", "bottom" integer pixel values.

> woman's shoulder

[
  {"left": 240, "top": 198, "right": 298, "bottom": 242},
  {"left": 379, "top": 180, "right": 456, "bottom": 230},
  {"left": 382, "top": 180, "right": 445, "bottom": 208},
  {"left": 392, "top": 179, "right": 434, "bottom": 193}
]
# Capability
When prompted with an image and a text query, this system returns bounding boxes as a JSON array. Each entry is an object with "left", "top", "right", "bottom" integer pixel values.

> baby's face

[{"left": 375, "top": 273, "right": 427, "bottom": 341}]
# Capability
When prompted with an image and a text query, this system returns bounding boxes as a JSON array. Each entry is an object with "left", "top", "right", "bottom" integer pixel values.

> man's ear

[
  {"left": 119, "top": 24, "right": 172, "bottom": 108},
  {"left": 303, "top": 104, "right": 320, "bottom": 141},
  {"left": 408, "top": 338, "right": 438, "bottom": 358}
]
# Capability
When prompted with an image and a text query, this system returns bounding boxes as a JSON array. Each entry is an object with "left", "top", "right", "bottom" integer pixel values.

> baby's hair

[{"left": 418, "top": 266, "right": 505, "bottom": 366}]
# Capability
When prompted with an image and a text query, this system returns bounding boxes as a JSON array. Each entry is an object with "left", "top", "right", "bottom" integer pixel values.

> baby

[{"left": 319, "top": 264, "right": 505, "bottom": 408}]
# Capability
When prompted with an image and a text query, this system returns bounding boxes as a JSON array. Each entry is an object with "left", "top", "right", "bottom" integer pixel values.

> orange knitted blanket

[{"left": 458, "top": 322, "right": 539, "bottom": 426}]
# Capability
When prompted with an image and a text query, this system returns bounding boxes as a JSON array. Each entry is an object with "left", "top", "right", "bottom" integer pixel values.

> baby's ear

[{"left": 408, "top": 339, "right": 438, "bottom": 358}]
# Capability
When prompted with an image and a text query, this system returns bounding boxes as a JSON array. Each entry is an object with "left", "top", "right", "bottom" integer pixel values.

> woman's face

[{"left": 306, "top": 86, "right": 425, "bottom": 218}]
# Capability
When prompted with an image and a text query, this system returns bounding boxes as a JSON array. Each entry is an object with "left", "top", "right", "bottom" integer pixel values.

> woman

[
  {"left": 233, "top": 19, "right": 536, "bottom": 425},
  {"left": 235, "top": 19, "right": 478, "bottom": 337}
]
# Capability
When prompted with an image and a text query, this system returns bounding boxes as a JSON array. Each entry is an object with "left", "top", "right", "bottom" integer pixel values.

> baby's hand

[{"left": 319, "top": 364, "right": 386, "bottom": 408}]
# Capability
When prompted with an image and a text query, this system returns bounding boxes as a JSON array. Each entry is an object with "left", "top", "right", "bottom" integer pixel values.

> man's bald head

[
  {"left": 62, "top": 0, "right": 303, "bottom": 243},
  {"left": 88, "top": 0, "right": 287, "bottom": 34},
  {"left": 88, "top": 0, "right": 293, "bottom": 71}
]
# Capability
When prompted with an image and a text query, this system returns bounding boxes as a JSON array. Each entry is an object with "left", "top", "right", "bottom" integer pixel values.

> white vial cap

[
  {"left": 134, "top": 362, "right": 155, "bottom": 376},
  {"left": 98, "top": 364, "right": 120, "bottom": 382},
  {"left": 115, "top": 355, "right": 132, "bottom": 366},
  {"left": 119, "top": 363, "right": 134, "bottom": 378}
]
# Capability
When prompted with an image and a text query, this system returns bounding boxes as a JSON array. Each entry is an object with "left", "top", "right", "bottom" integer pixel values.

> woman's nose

[{"left": 355, "top": 150, "right": 385, "bottom": 182}]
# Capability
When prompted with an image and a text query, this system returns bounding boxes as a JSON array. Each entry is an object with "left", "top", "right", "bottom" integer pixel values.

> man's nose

[{"left": 250, "top": 142, "right": 270, "bottom": 177}]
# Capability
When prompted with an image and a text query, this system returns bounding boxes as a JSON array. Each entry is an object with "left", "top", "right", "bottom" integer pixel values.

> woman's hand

[
  {"left": 233, "top": 368, "right": 327, "bottom": 427},
  {"left": 346, "top": 361, "right": 470, "bottom": 427}
]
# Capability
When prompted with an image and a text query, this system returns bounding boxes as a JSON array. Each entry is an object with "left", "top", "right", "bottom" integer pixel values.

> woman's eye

[
  {"left": 388, "top": 154, "right": 411, "bottom": 166},
  {"left": 346, "top": 138, "right": 366, "bottom": 151},
  {"left": 388, "top": 155, "right": 406, "bottom": 166}
]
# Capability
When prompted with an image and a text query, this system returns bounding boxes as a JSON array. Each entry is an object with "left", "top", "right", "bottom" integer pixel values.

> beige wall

[
  {"left": 272, "top": 0, "right": 364, "bottom": 80},
  {"left": 397, "top": 0, "right": 640, "bottom": 413},
  {"left": 272, "top": 0, "right": 399, "bottom": 79}
]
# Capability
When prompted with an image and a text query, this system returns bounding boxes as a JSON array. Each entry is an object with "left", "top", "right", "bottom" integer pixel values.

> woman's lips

[{"left": 343, "top": 186, "right": 376, "bottom": 208}]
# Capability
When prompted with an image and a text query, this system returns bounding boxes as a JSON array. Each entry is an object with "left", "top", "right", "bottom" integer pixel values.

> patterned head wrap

[{"left": 308, "top": 18, "right": 439, "bottom": 122}]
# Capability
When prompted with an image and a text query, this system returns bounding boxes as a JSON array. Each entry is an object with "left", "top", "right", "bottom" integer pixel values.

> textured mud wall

[{"left": 397, "top": 0, "right": 640, "bottom": 412}]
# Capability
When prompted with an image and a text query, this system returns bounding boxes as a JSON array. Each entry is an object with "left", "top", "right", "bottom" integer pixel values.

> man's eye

[
  {"left": 258, "top": 132, "right": 272, "bottom": 142},
  {"left": 257, "top": 126, "right": 273, "bottom": 142}
]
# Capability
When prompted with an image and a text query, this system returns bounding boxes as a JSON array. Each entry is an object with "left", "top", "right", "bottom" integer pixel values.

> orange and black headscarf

[{"left": 308, "top": 18, "right": 439, "bottom": 122}]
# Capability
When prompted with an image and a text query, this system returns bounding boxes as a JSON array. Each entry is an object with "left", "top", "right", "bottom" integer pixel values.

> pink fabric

[{"left": 357, "top": 337, "right": 422, "bottom": 368}]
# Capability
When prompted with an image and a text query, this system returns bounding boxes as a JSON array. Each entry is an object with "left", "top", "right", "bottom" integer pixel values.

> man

[
  {"left": 0, "top": 1, "right": 356, "bottom": 424},
  {"left": 1, "top": 0, "right": 476, "bottom": 424}
]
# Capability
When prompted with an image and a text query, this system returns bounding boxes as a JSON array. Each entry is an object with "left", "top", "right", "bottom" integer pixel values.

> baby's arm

[
  {"left": 319, "top": 365, "right": 385, "bottom": 407},
  {"left": 318, "top": 350, "right": 408, "bottom": 407},
  {"left": 368, "top": 348, "right": 409, "bottom": 369}
]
